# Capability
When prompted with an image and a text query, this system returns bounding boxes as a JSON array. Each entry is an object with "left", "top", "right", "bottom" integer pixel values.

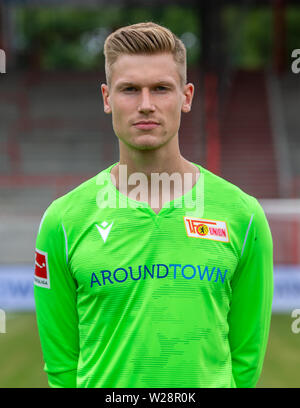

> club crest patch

[{"left": 184, "top": 216, "right": 230, "bottom": 243}]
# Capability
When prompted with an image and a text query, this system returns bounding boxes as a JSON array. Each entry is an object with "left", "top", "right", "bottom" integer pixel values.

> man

[{"left": 34, "top": 22, "right": 273, "bottom": 388}]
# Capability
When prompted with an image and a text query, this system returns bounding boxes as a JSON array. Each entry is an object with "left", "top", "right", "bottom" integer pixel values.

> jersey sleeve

[
  {"left": 34, "top": 202, "right": 79, "bottom": 388},
  {"left": 228, "top": 197, "right": 274, "bottom": 388}
]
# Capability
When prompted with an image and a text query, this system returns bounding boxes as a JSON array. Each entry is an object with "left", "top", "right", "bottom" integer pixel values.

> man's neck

[
  {"left": 110, "top": 149, "right": 200, "bottom": 212},
  {"left": 115, "top": 136, "right": 198, "bottom": 179}
]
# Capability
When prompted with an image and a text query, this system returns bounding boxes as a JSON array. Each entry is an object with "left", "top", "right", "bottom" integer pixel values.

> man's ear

[
  {"left": 181, "top": 83, "right": 194, "bottom": 113},
  {"left": 101, "top": 83, "right": 112, "bottom": 114}
]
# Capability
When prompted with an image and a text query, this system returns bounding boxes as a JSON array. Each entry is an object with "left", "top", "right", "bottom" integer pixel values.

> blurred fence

[{"left": 261, "top": 199, "right": 300, "bottom": 265}]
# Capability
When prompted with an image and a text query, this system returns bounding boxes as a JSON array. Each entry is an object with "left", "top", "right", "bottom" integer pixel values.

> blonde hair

[{"left": 103, "top": 22, "right": 187, "bottom": 88}]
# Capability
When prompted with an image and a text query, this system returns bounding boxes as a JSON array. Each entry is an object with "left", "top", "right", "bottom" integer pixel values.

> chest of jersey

[
  {"left": 68, "top": 207, "right": 238, "bottom": 304},
  {"left": 67, "top": 205, "right": 239, "bottom": 385}
]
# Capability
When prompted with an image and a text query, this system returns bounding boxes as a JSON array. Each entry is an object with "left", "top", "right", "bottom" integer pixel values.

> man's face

[{"left": 101, "top": 53, "right": 194, "bottom": 151}]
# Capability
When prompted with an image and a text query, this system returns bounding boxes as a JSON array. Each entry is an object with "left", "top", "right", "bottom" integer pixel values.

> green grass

[
  {"left": 0, "top": 312, "right": 48, "bottom": 388},
  {"left": 257, "top": 313, "right": 300, "bottom": 388},
  {"left": 0, "top": 312, "right": 299, "bottom": 388}
]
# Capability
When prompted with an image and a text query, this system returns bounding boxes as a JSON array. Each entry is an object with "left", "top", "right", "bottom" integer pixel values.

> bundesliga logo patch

[
  {"left": 34, "top": 249, "right": 50, "bottom": 288},
  {"left": 184, "top": 217, "right": 230, "bottom": 243}
]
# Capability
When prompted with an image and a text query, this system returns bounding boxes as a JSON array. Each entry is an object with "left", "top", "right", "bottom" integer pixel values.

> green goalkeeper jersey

[{"left": 34, "top": 162, "right": 273, "bottom": 388}]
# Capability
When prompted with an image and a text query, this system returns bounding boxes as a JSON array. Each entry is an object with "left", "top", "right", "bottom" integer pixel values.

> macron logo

[{"left": 96, "top": 221, "right": 113, "bottom": 243}]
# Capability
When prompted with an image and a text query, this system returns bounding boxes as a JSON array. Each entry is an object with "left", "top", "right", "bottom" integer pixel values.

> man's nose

[{"left": 138, "top": 88, "right": 155, "bottom": 113}]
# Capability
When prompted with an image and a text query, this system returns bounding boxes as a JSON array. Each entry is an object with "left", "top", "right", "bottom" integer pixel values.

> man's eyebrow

[
  {"left": 115, "top": 80, "right": 176, "bottom": 89},
  {"left": 115, "top": 81, "right": 136, "bottom": 89},
  {"left": 153, "top": 80, "right": 175, "bottom": 87}
]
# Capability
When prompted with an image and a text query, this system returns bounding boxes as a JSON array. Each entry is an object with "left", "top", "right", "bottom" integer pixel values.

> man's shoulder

[
  {"left": 199, "top": 165, "right": 261, "bottom": 216},
  {"left": 42, "top": 163, "right": 116, "bottom": 222}
]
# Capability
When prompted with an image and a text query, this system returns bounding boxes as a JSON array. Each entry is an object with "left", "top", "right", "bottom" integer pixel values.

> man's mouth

[{"left": 133, "top": 121, "right": 160, "bottom": 130}]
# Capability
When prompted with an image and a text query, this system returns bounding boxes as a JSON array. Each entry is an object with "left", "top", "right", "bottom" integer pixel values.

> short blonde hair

[{"left": 103, "top": 22, "right": 187, "bottom": 88}]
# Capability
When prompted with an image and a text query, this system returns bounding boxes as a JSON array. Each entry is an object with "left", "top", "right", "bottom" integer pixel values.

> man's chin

[
  {"left": 134, "top": 143, "right": 162, "bottom": 151},
  {"left": 125, "top": 135, "right": 168, "bottom": 151}
]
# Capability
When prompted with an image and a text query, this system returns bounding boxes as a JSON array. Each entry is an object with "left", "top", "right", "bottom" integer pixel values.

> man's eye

[
  {"left": 155, "top": 86, "right": 167, "bottom": 91},
  {"left": 124, "top": 87, "right": 137, "bottom": 92}
]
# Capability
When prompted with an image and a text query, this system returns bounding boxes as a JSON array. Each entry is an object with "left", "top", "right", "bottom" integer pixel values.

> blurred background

[{"left": 0, "top": 0, "right": 300, "bottom": 388}]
